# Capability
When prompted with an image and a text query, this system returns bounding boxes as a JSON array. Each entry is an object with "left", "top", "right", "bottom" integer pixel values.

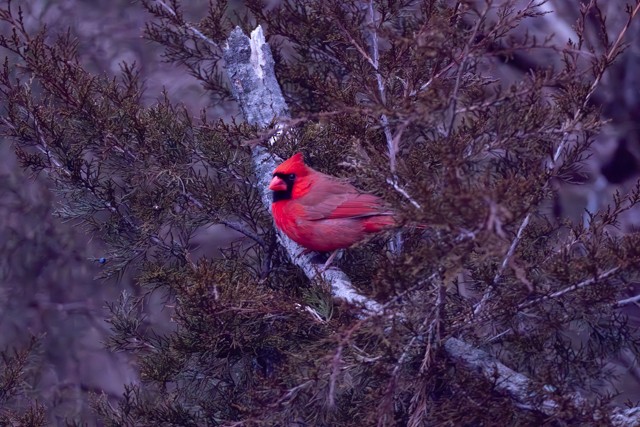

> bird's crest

[{"left": 273, "top": 152, "right": 309, "bottom": 177}]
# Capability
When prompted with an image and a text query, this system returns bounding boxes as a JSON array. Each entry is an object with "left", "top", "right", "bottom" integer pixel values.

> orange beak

[{"left": 269, "top": 175, "right": 287, "bottom": 191}]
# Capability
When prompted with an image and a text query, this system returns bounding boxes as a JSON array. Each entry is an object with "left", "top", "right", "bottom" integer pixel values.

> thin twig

[
  {"left": 446, "top": 1, "right": 491, "bottom": 138},
  {"left": 482, "top": 266, "right": 623, "bottom": 343},
  {"left": 420, "top": 283, "right": 446, "bottom": 374},
  {"left": 615, "top": 293, "right": 640, "bottom": 308},
  {"left": 366, "top": 2, "right": 407, "bottom": 254},
  {"left": 367, "top": 0, "right": 397, "bottom": 173},
  {"left": 386, "top": 177, "right": 422, "bottom": 209},
  {"left": 155, "top": 0, "right": 219, "bottom": 48},
  {"left": 219, "top": 220, "right": 265, "bottom": 247},
  {"left": 518, "top": 267, "right": 621, "bottom": 310},
  {"left": 473, "top": 214, "right": 530, "bottom": 315}
]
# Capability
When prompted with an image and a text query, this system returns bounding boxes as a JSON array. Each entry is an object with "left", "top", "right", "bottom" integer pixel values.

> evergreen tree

[{"left": 2, "top": 0, "right": 640, "bottom": 425}]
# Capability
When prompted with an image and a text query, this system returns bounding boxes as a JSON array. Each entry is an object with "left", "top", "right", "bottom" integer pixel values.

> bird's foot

[
  {"left": 293, "top": 247, "right": 314, "bottom": 261},
  {"left": 321, "top": 249, "right": 341, "bottom": 270}
]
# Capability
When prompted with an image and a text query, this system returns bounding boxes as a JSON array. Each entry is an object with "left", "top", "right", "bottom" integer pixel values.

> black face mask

[{"left": 272, "top": 173, "right": 296, "bottom": 202}]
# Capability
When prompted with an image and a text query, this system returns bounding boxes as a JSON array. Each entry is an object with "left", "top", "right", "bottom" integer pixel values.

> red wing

[{"left": 298, "top": 176, "right": 392, "bottom": 221}]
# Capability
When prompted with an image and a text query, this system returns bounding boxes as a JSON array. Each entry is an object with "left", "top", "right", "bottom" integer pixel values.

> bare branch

[
  {"left": 474, "top": 214, "right": 530, "bottom": 315},
  {"left": 367, "top": 0, "right": 396, "bottom": 173},
  {"left": 446, "top": 1, "right": 492, "bottom": 138},
  {"left": 518, "top": 266, "right": 621, "bottom": 310},
  {"left": 444, "top": 337, "right": 640, "bottom": 425},
  {"left": 444, "top": 337, "right": 559, "bottom": 414},
  {"left": 154, "top": 0, "right": 218, "bottom": 48},
  {"left": 386, "top": 177, "right": 422, "bottom": 210},
  {"left": 615, "top": 292, "right": 640, "bottom": 308}
]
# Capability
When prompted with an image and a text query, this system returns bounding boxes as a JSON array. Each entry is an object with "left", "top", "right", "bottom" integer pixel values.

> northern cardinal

[{"left": 269, "top": 153, "right": 396, "bottom": 261}]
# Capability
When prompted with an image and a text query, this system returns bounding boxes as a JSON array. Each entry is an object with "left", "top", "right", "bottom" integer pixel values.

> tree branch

[
  {"left": 615, "top": 292, "right": 640, "bottom": 308},
  {"left": 517, "top": 266, "right": 621, "bottom": 310},
  {"left": 155, "top": 0, "right": 218, "bottom": 48},
  {"left": 223, "top": 26, "right": 380, "bottom": 312},
  {"left": 444, "top": 337, "right": 640, "bottom": 425},
  {"left": 367, "top": 0, "right": 396, "bottom": 174}
]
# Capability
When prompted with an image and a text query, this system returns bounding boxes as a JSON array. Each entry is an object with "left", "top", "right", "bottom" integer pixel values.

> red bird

[{"left": 269, "top": 153, "right": 395, "bottom": 256}]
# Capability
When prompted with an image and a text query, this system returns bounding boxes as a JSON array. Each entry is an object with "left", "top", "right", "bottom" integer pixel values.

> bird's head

[{"left": 269, "top": 153, "right": 309, "bottom": 202}]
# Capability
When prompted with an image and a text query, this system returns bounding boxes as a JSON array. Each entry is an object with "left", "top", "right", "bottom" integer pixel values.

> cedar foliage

[
  {"left": 0, "top": 337, "right": 46, "bottom": 426},
  {"left": 1, "top": 0, "right": 640, "bottom": 425}
]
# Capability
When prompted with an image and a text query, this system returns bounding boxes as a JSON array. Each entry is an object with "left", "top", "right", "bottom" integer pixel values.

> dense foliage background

[{"left": 1, "top": 0, "right": 640, "bottom": 425}]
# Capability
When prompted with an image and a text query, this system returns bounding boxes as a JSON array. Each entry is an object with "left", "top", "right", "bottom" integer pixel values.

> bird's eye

[{"left": 288, "top": 174, "right": 295, "bottom": 180}]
